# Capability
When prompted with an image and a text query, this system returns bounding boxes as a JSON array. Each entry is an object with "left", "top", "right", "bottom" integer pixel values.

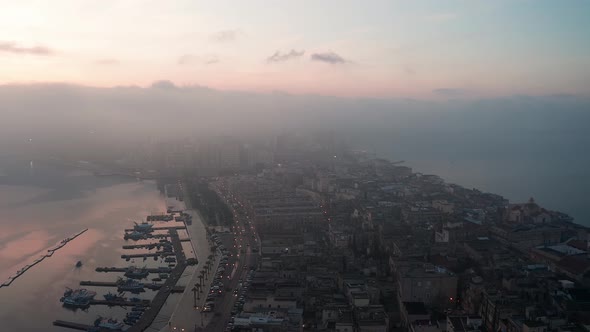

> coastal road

[
  {"left": 205, "top": 184, "right": 259, "bottom": 331},
  {"left": 157, "top": 180, "right": 258, "bottom": 332}
]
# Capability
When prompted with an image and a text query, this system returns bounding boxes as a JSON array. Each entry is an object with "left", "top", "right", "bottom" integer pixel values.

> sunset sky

[{"left": 1, "top": 0, "right": 589, "bottom": 98}]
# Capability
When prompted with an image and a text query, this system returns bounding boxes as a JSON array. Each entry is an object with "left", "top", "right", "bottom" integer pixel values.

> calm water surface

[{"left": 0, "top": 158, "right": 173, "bottom": 331}]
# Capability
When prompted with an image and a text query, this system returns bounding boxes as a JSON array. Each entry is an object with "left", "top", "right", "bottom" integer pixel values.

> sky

[{"left": 0, "top": 0, "right": 589, "bottom": 98}]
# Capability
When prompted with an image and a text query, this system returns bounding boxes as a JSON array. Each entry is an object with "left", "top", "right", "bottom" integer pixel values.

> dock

[
  {"left": 120, "top": 251, "right": 173, "bottom": 259},
  {"left": 124, "top": 225, "right": 186, "bottom": 232},
  {"left": 89, "top": 299, "right": 151, "bottom": 306},
  {"left": 53, "top": 320, "right": 93, "bottom": 331},
  {"left": 122, "top": 243, "right": 165, "bottom": 250},
  {"left": 53, "top": 320, "right": 121, "bottom": 332},
  {"left": 79, "top": 281, "right": 184, "bottom": 293},
  {"left": 96, "top": 266, "right": 172, "bottom": 273},
  {"left": 80, "top": 280, "right": 166, "bottom": 291}
]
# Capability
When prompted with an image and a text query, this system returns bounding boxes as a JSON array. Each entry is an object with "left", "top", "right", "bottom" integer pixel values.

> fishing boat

[
  {"left": 103, "top": 292, "right": 126, "bottom": 302},
  {"left": 93, "top": 317, "right": 124, "bottom": 330},
  {"left": 117, "top": 278, "right": 144, "bottom": 292},
  {"left": 133, "top": 221, "right": 154, "bottom": 233},
  {"left": 60, "top": 288, "right": 96, "bottom": 308},
  {"left": 124, "top": 266, "right": 149, "bottom": 279}
]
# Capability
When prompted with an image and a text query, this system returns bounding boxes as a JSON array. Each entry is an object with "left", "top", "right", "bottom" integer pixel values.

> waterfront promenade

[{"left": 154, "top": 190, "right": 221, "bottom": 331}]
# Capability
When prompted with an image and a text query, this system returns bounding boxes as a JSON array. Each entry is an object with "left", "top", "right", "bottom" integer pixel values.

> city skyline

[{"left": 1, "top": 0, "right": 589, "bottom": 98}]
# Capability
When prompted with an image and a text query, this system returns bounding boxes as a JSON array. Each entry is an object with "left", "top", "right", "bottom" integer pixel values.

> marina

[
  {"left": 0, "top": 229, "right": 88, "bottom": 289},
  {"left": 54, "top": 211, "right": 190, "bottom": 331}
]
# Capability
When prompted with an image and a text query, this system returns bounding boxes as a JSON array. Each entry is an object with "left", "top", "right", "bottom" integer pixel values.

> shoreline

[{"left": 152, "top": 183, "right": 220, "bottom": 331}]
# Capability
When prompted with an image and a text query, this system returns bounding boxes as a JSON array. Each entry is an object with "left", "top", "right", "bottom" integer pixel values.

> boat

[
  {"left": 103, "top": 292, "right": 126, "bottom": 302},
  {"left": 61, "top": 288, "right": 96, "bottom": 301},
  {"left": 62, "top": 297, "right": 91, "bottom": 308},
  {"left": 124, "top": 231, "right": 147, "bottom": 241},
  {"left": 126, "top": 311, "right": 142, "bottom": 318},
  {"left": 133, "top": 221, "right": 154, "bottom": 233},
  {"left": 94, "top": 317, "right": 125, "bottom": 330},
  {"left": 124, "top": 317, "right": 137, "bottom": 326},
  {"left": 60, "top": 288, "right": 96, "bottom": 308},
  {"left": 76, "top": 261, "right": 83, "bottom": 268},
  {"left": 124, "top": 266, "right": 149, "bottom": 279},
  {"left": 117, "top": 278, "right": 144, "bottom": 292}
]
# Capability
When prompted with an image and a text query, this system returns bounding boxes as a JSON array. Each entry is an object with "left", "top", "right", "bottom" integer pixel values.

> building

[
  {"left": 393, "top": 261, "right": 457, "bottom": 305},
  {"left": 447, "top": 315, "right": 483, "bottom": 332}
]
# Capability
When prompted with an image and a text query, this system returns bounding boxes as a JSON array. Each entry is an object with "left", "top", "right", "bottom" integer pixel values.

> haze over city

[{"left": 1, "top": 1, "right": 590, "bottom": 332}]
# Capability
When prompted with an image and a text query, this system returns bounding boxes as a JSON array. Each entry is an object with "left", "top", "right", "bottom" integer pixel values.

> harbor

[{"left": 53, "top": 203, "right": 192, "bottom": 331}]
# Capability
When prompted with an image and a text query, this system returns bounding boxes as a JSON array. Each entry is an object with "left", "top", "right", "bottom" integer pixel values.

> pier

[
  {"left": 120, "top": 251, "right": 173, "bottom": 259},
  {"left": 0, "top": 229, "right": 88, "bottom": 289},
  {"left": 96, "top": 266, "right": 172, "bottom": 273},
  {"left": 80, "top": 280, "right": 165, "bottom": 291},
  {"left": 123, "top": 225, "right": 186, "bottom": 232},
  {"left": 53, "top": 320, "right": 94, "bottom": 331},
  {"left": 78, "top": 281, "right": 185, "bottom": 294},
  {"left": 122, "top": 243, "right": 163, "bottom": 250},
  {"left": 89, "top": 299, "right": 151, "bottom": 306}
]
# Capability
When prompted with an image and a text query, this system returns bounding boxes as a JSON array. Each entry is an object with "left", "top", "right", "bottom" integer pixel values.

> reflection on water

[{"left": 0, "top": 159, "right": 169, "bottom": 331}]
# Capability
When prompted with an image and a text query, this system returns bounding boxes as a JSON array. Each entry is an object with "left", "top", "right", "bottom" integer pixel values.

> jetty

[
  {"left": 120, "top": 252, "right": 173, "bottom": 259},
  {"left": 96, "top": 266, "right": 172, "bottom": 273},
  {"left": 1, "top": 229, "right": 88, "bottom": 289},
  {"left": 122, "top": 243, "right": 164, "bottom": 250},
  {"left": 53, "top": 320, "right": 94, "bottom": 331},
  {"left": 79, "top": 280, "right": 184, "bottom": 293},
  {"left": 89, "top": 299, "right": 151, "bottom": 306},
  {"left": 123, "top": 225, "right": 186, "bottom": 232}
]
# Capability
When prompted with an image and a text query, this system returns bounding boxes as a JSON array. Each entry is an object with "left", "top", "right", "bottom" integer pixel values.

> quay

[{"left": 128, "top": 228, "right": 188, "bottom": 332}]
